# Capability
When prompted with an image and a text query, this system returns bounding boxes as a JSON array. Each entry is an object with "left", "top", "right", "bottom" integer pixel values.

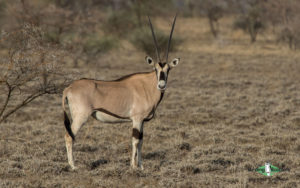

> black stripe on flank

[
  {"left": 132, "top": 128, "right": 143, "bottom": 140},
  {"left": 93, "top": 108, "right": 129, "bottom": 119}
]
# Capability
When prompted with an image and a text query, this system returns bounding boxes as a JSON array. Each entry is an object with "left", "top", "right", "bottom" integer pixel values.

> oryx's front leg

[{"left": 131, "top": 120, "right": 144, "bottom": 169}]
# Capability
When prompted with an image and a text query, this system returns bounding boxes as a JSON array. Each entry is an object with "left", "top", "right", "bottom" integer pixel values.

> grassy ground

[{"left": 1, "top": 17, "right": 300, "bottom": 187}]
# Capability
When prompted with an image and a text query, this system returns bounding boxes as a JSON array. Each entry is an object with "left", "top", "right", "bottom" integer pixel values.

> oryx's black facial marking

[
  {"left": 132, "top": 128, "right": 143, "bottom": 140},
  {"left": 159, "top": 71, "right": 166, "bottom": 81},
  {"left": 153, "top": 61, "right": 172, "bottom": 91},
  {"left": 167, "top": 67, "right": 170, "bottom": 75},
  {"left": 158, "top": 62, "right": 167, "bottom": 68}
]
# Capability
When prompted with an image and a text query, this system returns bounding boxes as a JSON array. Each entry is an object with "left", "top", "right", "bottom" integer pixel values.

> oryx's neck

[
  {"left": 133, "top": 71, "right": 164, "bottom": 119},
  {"left": 133, "top": 71, "right": 164, "bottom": 107},
  {"left": 148, "top": 71, "right": 164, "bottom": 107}
]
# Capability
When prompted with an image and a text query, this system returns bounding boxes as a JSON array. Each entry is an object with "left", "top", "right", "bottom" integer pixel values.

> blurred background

[{"left": 1, "top": 0, "right": 300, "bottom": 65}]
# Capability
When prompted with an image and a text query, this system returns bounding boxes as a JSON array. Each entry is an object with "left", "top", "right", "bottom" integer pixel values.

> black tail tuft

[{"left": 64, "top": 111, "right": 75, "bottom": 140}]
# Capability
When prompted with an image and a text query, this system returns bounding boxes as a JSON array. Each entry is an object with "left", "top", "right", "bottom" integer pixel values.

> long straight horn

[
  {"left": 148, "top": 16, "right": 161, "bottom": 62},
  {"left": 165, "top": 13, "right": 178, "bottom": 63}
]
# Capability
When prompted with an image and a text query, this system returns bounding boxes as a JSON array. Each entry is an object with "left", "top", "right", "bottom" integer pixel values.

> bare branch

[
  {"left": 0, "top": 92, "right": 44, "bottom": 124},
  {"left": 0, "top": 23, "right": 75, "bottom": 124},
  {"left": 0, "top": 81, "right": 13, "bottom": 118}
]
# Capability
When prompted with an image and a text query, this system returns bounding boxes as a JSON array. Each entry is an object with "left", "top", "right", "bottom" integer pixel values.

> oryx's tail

[{"left": 62, "top": 89, "right": 75, "bottom": 140}]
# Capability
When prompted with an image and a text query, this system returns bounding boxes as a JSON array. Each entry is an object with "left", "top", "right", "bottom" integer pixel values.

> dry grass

[{"left": 1, "top": 17, "right": 300, "bottom": 187}]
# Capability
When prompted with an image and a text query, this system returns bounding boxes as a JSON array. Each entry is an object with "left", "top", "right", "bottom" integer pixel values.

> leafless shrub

[
  {"left": 3, "top": 0, "right": 99, "bottom": 66},
  {"left": 0, "top": 24, "right": 74, "bottom": 123},
  {"left": 4, "top": 0, "right": 74, "bottom": 43}
]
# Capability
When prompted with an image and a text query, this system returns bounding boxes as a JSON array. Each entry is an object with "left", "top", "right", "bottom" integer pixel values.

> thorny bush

[{"left": 0, "top": 24, "right": 74, "bottom": 123}]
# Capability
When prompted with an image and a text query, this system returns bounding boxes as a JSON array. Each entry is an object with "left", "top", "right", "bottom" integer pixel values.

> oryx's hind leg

[
  {"left": 131, "top": 120, "right": 144, "bottom": 169},
  {"left": 65, "top": 114, "right": 89, "bottom": 170}
]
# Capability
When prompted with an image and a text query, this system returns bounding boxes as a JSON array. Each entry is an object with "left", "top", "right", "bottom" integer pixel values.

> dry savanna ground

[{"left": 1, "top": 17, "right": 300, "bottom": 187}]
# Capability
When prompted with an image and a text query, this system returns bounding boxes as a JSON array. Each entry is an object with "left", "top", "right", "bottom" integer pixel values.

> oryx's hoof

[
  {"left": 131, "top": 164, "right": 144, "bottom": 170},
  {"left": 139, "top": 165, "right": 144, "bottom": 170},
  {"left": 70, "top": 165, "right": 78, "bottom": 170},
  {"left": 130, "top": 163, "right": 138, "bottom": 169}
]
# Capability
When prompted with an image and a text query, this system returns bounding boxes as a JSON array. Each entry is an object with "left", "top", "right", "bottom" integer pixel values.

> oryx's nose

[
  {"left": 158, "top": 85, "right": 166, "bottom": 90},
  {"left": 158, "top": 80, "right": 166, "bottom": 86},
  {"left": 158, "top": 80, "right": 166, "bottom": 90}
]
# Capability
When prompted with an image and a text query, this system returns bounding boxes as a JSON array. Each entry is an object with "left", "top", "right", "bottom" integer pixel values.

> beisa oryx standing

[{"left": 62, "top": 14, "right": 180, "bottom": 170}]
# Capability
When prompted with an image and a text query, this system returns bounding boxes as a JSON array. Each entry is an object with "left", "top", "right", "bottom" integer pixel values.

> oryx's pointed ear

[
  {"left": 169, "top": 58, "right": 180, "bottom": 68},
  {"left": 145, "top": 56, "right": 154, "bottom": 66}
]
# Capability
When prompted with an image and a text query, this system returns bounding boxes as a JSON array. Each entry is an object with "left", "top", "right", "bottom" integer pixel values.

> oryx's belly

[{"left": 92, "top": 111, "right": 131, "bottom": 123}]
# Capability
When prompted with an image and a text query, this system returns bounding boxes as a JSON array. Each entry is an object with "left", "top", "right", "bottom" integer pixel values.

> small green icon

[{"left": 256, "top": 163, "right": 281, "bottom": 176}]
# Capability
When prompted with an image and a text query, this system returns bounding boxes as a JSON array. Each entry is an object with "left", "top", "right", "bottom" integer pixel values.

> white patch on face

[
  {"left": 157, "top": 80, "right": 166, "bottom": 90},
  {"left": 159, "top": 80, "right": 166, "bottom": 86}
]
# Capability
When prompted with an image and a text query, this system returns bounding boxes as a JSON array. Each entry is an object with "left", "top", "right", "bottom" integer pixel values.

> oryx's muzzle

[
  {"left": 157, "top": 80, "right": 166, "bottom": 90},
  {"left": 157, "top": 69, "right": 167, "bottom": 90}
]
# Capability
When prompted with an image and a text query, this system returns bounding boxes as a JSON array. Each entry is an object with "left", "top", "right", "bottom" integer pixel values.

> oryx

[{"left": 62, "top": 14, "right": 180, "bottom": 170}]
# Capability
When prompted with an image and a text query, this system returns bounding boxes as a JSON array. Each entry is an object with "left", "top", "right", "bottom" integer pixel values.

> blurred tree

[
  {"left": 207, "top": 3, "right": 223, "bottom": 38},
  {"left": 233, "top": 0, "right": 264, "bottom": 43},
  {"left": 190, "top": 0, "right": 227, "bottom": 38},
  {"left": 262, "top": 0, "right": 300, "bottom": 49}
]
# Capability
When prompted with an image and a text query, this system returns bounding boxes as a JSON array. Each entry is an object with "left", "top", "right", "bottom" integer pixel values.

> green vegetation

[
  {"left": 130, "top": 26, "right": 182, "bottom": 58},
  {"left": 83, "top": 35, "right": 118, "bottom": 55},
  {"left": 103, "top": 10, "right": 138, "bottom": 37},
  {"left": 233, "top": 2, "right": 265, "bottom": 43}
]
